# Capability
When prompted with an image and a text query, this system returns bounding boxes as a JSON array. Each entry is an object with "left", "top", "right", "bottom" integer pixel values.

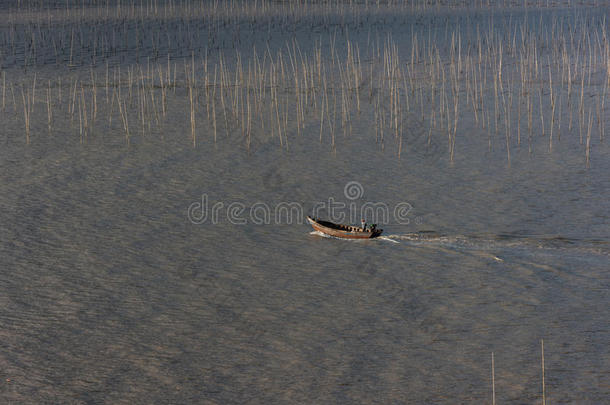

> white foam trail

[
  {"left": 309, "top": 230, "right": 331, "bottom": 238},
  {"left": 378, "top": 236, "right": 400, "bottom": 243},
  {"left": 384, "top": 233, "right": 610, "bottom": 258},
  {"left": 309, "top": 231, "right": 608, "bottom": 258}
]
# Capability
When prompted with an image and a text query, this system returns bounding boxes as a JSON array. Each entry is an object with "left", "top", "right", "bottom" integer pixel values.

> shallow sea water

[
  {"left": 1, "top": 2, "right": 609, "bottom": 404},
  {"left": 1, "top": 108, "right": 608, "bottom": 403}
]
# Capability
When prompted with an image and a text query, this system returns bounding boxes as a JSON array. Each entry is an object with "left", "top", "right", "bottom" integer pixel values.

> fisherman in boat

[{"left": 361, "top": 219, "right": 367, "bottom": 232}]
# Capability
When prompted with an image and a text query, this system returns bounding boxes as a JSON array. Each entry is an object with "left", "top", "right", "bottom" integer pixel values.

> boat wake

[
  {"left": 309, "top": 230, "right": 609, "bottom": 258},
  {"left": 384, "top": 232, "right": 610, "bottom": 258},
  {"left": 378, "top": 236, "right": 400, "bottom": 244},
  {"left": 309, "top": 230, "right": 332, "bottom": 238}
]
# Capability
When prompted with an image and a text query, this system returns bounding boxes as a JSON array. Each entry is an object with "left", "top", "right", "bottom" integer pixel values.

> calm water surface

[
  {"left": 1, "top": 3, "right": 609, "bottom": 403},
  {"left": 1, "top": 117, "right": 608, "bottom": 403}
]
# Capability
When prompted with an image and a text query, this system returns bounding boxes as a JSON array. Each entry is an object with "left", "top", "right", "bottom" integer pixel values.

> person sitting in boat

[{"left": 370, "top": 224, "right": 377, "bottom": 232}]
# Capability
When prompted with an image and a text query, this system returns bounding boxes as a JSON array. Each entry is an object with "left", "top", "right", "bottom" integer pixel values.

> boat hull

[{"left": 307, "top": 216, "right": 383, "bottom": 239}]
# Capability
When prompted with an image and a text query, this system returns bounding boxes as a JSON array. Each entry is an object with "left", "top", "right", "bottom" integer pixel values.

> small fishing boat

[{"left": 307, "top": 216, "right": 383, "bottom": 239}]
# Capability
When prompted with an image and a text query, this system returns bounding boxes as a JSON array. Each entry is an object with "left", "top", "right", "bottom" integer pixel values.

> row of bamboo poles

[{"left": 2, "top": 7, "right": 608, "bottom": 166}]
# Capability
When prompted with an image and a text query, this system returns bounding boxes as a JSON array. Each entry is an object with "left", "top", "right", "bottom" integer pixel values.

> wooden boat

[{"left": 307, "top": 216, "right": 383, "bottom": 239}]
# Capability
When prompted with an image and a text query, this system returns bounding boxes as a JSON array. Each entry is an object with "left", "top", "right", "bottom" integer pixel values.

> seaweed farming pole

[
  {"left": 117, "top": 86, "right": 130, "bottom": 145},
  {"left": 2, "top": 71, "right": 5, "bottom": 112},
  {"left": 21, "top": 85, "right": 31, "bottom": 144},
  {"left": 189, "top": 79, "right": 196, "bottom": 147},
  {"left": 579, "top": 67, "right": 585, "bottom": 144},
  {"left": 549, "top": 61, "right": 556, "bottom": 152},
  {"left": 46, "top": 80, "right": 52, "bottom": 133},
  {"left": 586, "top": 108, "right": 592, "bottom": 168},
  {"left": 541, "top": 340, "right": 546, "bottom": 405},
  {"left": 491, "top": 352, "right": 496, "bottom": 405},
  {"left": 212, "top": 67, "right": 217, "bottom": 144},
  {"left": 91, "top": 69, "right": 97, "bottom": 134}
]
